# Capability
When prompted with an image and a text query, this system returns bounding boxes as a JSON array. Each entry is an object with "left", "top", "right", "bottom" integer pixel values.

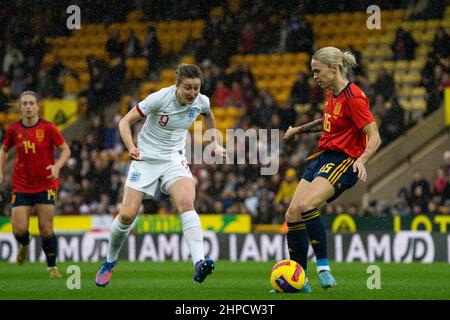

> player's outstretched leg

[
  {"left": 193, "top": 258, "right": 215, "bottom": 283},
  {"left": 303, "top": 208, "right": 336, "bottom": 289},
  {"left": 96, "top": 260, "right": 117, "bottom": 287},
  {"left": 287, "top": 222, "right": 311, "bottom": 293}
]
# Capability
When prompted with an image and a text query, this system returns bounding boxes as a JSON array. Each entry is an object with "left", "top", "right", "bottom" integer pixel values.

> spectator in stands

[
  {"left": 86, "top": 63, "right": 107, "bottom": 117},
  {"left": 410, "top": 169, "right": 431, "bottom": 200},
  {"left": 274, "top": 168, "right": 298, "bottom": 206},
  {"left": 193, "top": 39, "right": 208, "bottom": 66},
  {"left": 106, "top": 30, "right": 124, "bottom": 60},
  {"left": 373, "top": 67, "right": 396, "bottom": 101},
  {"left": 410, "top": 185, "right": 429, "bottom": 212},
  {"left": 229, "top": 81, "right": 243, "bottom": 107},
  {"left": 108, "top": 55, "right": 126, "bottom": 102},
  {"left": 7, "top": 54, "right": 27, "bottom": 99},
  {"left": 277, "top": 18, "right": 290, "bottom": 54},
  {"left": 213, "top": 79, "right": 231, "bottom": 107},
  {"left": 143, "top": 26, "right": 160, "bottom": 75},
  {"left": 432, "top": 27, "right": 450, "bottom": 59},
  {"left": 442, "top": 150, "right": 450, "bottom": 175},
  {"left": 43, "top": 56, "right": 65, "bottom": 98},
  {"left": 124, "top": 29, "right": 141, "bottom": 58},
  {"left": 239, "top": 23, "right": 256, "bottom": 54},
  {"left": 2, "top": 42, "right": 23, "bottom": 74},
  {"left": 286, "top": 16, "right": 313, "bottom": 54},
  {"left": 391, "top": 27, "right": 417, "bottom": 61},
  {"left": 391, "top": 193, "right": 411, "bottom": 216},
  {"left": 290, "top": 72, "right": 310, "bottom": 105}
]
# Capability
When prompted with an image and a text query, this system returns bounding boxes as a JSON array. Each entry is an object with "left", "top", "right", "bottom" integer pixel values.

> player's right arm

[
  {"left": 283, "top": 118, "right": 323, "bottom": 141},
  {"left": 0, "top": 146, "right": 9, "bottom": 184},
  {"left": 119, "top": 106, "right": 144, "bottom": 161}
]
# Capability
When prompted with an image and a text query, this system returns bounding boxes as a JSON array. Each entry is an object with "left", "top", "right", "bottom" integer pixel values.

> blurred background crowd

[{"left": 0, "top": 0, "right": 449, "bottom": 222}]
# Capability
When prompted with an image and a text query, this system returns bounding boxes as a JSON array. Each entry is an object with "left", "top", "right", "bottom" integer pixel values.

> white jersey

[{"left": 136, "top": 85, "right": 211, "bottom": 159}]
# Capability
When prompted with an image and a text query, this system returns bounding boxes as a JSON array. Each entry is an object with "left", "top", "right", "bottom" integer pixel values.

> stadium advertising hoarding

[
  {"left": 1, "top": 214, "right": 449, "bottom": 234},
  {"left": 42, "top": 99, "right": 79, "bottom": 131},
  {"left": 0, "top": 231, "right": 449, "bottom": 263},
  {"left": 0, "top": 214, "right": 251, "bottom": 234}
]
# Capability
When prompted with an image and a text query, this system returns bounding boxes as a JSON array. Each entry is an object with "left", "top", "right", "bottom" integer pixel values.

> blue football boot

[
  {"left": 194, "top": 258, "right": 215, "bottom": 283},
  {"left": 318, "top": 270, "right": 336, "bottom": 289}
]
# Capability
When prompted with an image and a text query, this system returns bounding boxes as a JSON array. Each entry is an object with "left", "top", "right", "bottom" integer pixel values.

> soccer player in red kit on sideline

[
  {"left": 0, "top": 91, "right": 71, "bottom": 278},
  {"left": 283, "top": 47, "right": 381, "bottom": 292}
]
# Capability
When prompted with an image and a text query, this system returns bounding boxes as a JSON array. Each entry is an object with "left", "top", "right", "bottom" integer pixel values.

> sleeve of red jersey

[
  {"left": 348, "top": 95, "right": 375, "bottom": 129},
  {"left": 2, "top": 126, "right": 15, "bottom": 152},
  {"left": 50, "top": 124, "right": 65, "bottom": 147}
]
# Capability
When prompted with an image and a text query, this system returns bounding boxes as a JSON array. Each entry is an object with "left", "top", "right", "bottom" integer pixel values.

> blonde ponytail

[{"left": 312, "top": 47, "right": 357, "bottom": 79}]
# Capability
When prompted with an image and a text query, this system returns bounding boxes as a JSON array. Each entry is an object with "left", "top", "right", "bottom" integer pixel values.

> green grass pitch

[{"left": 1, "top": 261, "right": 449, "bottom": 300}]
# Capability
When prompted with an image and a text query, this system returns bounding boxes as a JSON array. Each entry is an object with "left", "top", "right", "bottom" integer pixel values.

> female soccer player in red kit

[
  {"left": 283, "top": 47, "right": 381, "bottom": 292},
  {"left": 0, "top": 91, "right": 71, "bottom": 278}
]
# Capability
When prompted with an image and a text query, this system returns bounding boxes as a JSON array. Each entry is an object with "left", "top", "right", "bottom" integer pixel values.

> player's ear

[{"left": 331, "top": 64, "right": 338, "bottom": 74}]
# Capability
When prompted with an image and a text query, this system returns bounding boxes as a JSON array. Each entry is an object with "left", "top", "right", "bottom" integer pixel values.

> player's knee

[
  {"left": 175, "top": 195, "right": 194, "bottom": 213},
  {"left": 38, "top": 225, "right": 53, "bottom": 237},
  {"left": 285, "top": 205, "right": 303, "bottom": 222},
  {"left": 118, "top": 206, "right": 138, "bottom": 225},
  {"left": 118, "top": 213, "right": 134, "bottom": 225}
]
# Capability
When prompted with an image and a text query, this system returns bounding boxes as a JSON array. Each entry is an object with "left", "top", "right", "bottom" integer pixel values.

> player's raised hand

[
  {"left": 214, "top": 143, "right": 229, "bottom": 161},
  {"left": 353, "top": 158, "right": 367, "bottom": 182},
  {"left": 46, "top": 165, "right": 60, "bottom": 179},
  {"left": 283, "top": 126, "right": 299, "bottom": 141},
  {"left": 129, "top": 146, "right": 144, "bottom": 161}
]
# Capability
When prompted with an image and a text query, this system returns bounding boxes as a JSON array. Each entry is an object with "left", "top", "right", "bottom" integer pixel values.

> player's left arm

[
  {"left": 202, "top": 111, "right": 228, "bottom": 159},
  {"left": 47, "top": 141, "right": 71, "bottom": 180},
  {"left": 352, "top": 121, "right": 382, "bottom": 182}
]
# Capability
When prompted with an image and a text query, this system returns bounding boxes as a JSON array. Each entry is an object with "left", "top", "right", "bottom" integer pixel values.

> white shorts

[{"left": 125, "top": 156, "right": 193, "bottom": 198}]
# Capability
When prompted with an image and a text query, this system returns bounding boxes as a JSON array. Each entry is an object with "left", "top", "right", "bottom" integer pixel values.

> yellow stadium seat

[
  {"left": 180, "top": 55, "right": 195, "bottom": 64},
  {"left": 0, "top": 112, "right": 6, "bottom": 124},
  {"left": 410, "top": 97, "right": 427, "bottom": 110},
  {"left": 426, "top": 19, "right": 440, "bottom": 29},
  {"left": 409, "top": 59, "right": 426, "bottom": 71},
  {"left": 413, "top": 20, "right": 426, "bottom": 30},
  {"left": 211, "top": 107, "right": 226, "bottom": 117},
  {"left": 394, "top": 72, "right": 404, "bottom": 83},
  {"left": 395, "top": 60, "right": 409, "bottom": 71},
  {"left": 160, "top": 69, "right": 175, "bottom": 82},
  {"left": 391, "top": 9, "right": 405, "bottom": 20},
  {"left": 416, "top": 45, "right": 431, "bottom": 58},
  {"left": 381, "top": 60, "right": 395, "bottom": 71},
  {"left": 402, "top": 72, "right": 421, "bottom": 85},
  {"left": 226, "top": 106, "right": 242, "bottom": 117},
  {"left": 7, "top": 113, "right": 21, "bottom": 124},
  {"left": 411, "top": 87, "right": 426, "bottom": 97},
  {"left": 230, "top": 55, "right": 245, "bottom": 64}
]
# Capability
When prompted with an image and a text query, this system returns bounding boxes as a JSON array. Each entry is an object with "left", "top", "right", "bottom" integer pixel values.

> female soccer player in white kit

[{"left": 96, "top": 64, "right": 227, "bottom": 287}]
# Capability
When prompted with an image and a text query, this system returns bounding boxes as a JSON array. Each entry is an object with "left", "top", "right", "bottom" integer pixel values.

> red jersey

[
  {"left": 319, "top": 82, "right": 375, "bottom": 159},
  {"left": 2, "top": 118, "right": 65, "bottom": 193}
]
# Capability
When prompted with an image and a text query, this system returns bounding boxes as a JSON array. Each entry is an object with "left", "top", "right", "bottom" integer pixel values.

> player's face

[
  {"left": 20, "top": 94, "right": 39, "bottom": 118},
  {"left": 311, "top": 59, "right": 336, "bottom": 90},
  {"left": 176, "top": 78, "right": 201, "bottom": 105}
]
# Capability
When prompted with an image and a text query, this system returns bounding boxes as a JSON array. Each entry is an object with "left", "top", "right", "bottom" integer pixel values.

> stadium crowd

[{"left": 0, "top": 1, "right": 449, "bottom": 221}]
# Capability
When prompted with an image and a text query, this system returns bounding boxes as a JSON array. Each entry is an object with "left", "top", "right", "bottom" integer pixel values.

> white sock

[
  {"left": 317, "top": 265, "right": 331, "bottom": 273},
  {"left": 107, "top": 217, "right": 132, "bottom": 263},
  {"left": 181, "top": 210, "right": 204, "bottom": 265}
]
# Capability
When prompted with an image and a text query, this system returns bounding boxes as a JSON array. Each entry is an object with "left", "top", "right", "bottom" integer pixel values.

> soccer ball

[{"left": 270, "top": 259, "right": 306, "bottom": 293}]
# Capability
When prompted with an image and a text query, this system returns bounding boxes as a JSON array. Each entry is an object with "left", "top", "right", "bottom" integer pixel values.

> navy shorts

[
  {"left": 11, "top": 189, "right": 57, "bottom": 207},
  {"left": 302, "top": 150, "right": 358, "bottom": 203}
]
